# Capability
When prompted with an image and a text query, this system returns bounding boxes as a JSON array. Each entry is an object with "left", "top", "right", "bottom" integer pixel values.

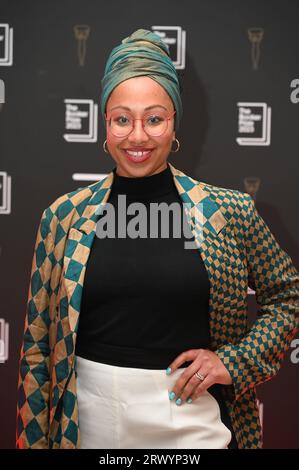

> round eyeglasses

[{"left": 105, "top": 110, "right": 176, "bottom": 137}]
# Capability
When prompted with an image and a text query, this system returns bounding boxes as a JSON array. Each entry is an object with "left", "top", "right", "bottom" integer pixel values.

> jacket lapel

[
  {"left": 51, "top": 163, "right": 230, "bottom": 423},
  {"left": 61, "top": 170, "right": 115, "bottom": 339}
]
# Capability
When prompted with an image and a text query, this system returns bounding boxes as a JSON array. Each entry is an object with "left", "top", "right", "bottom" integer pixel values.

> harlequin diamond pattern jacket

[{"left": 16, "top": 163, "right": 299, "bottom": 449}]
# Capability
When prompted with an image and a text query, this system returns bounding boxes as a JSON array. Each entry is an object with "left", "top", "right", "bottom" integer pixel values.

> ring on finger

[{"left": 194, "top": 371, "right": 205, "bottom": 382}]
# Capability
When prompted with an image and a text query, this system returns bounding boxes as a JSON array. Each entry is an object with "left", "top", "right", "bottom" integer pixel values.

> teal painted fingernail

[
  {"left": 169, "top": 391, "right": 176, "bottom": 400},
  {"left": 175, "top": 398, "right": 182, "bottom": 406},
  {"left": 187, "top": 398, "right": 193, "bottom": 404},
  {"left": 165, "top": 367, "right": 172, "bottom": 375}
]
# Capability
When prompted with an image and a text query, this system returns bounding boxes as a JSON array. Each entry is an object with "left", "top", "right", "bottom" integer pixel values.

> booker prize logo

[
  {"left": 0, "top": 78, "right": 4, "bottom": 106},
  {"left": 151, "top": 26, "right": 186, "bottom": 70},
  {"left": 63, "top": 98, "right": 98, "bottom": 143},
  {"left": 236, "top": 102, "right": 271, "bottom": 146},
  {"left": 0, "top": 171, "right": 12, "bottom": 215},
  {"left": 0, "top": 23, "right": 13, "bottom": 66},
  {"left": 0, "top": 318, "right": 9, "bottom": 364}
]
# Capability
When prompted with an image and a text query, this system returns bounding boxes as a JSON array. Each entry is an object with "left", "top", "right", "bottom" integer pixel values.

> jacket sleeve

[
  {"left": 215, "top": 194, "right": 299, "bottom": 401},
  {"left": 16, "top": 208, "right": 54, "bottom": 449}
]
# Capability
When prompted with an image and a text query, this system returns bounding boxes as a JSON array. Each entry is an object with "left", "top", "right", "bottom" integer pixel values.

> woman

[{"left": 16, "top": 29, "right": 299, "bottom": 450}]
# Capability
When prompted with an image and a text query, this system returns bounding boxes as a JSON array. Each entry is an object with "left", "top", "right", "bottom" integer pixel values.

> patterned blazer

[{"left": 16, "top": 163, "right": 299, "bottom": 449}]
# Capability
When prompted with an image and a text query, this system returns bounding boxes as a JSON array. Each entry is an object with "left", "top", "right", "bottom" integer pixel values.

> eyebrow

[{"left": 109, "top": 104, "right": 168, "bottom": 112}]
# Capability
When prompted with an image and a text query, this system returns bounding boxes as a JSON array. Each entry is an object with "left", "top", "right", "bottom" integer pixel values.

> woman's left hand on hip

[{"left": 167, "top": 349, "right": 233, "bottom": 404}]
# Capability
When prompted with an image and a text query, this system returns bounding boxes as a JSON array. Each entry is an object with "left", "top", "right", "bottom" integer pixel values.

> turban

[{"left": 100, "top": 28, "right": 182, "bottom": 132}]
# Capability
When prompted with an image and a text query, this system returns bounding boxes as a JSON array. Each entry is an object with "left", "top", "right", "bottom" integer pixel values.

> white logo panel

[
  {"left": 151, "top": 26, "right": 186, "bottom": 69},
  {"left": 0, "top": 171, "right": 12, "bottom": 214},
  {"left": 236, "top": 102, "right": 271, "bottom": 146},
  {"left": 64, "top": 99, "right": 98, "bottom": 142},
  {"left": 0, "top": 319, "right": 9, "bottom": 363},
  {"left": 0, "top": 24, "right": 13, "bottom": 66}
]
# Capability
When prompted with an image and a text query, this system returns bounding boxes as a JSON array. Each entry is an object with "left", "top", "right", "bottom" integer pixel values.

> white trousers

[{"left": 75, "top": 355, "right": 232, "bottom": 449}]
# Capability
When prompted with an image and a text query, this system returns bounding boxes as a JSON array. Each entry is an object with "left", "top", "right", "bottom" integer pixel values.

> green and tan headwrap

[{"left": 100, "top": 28, "right": 182, "bottom": 132}]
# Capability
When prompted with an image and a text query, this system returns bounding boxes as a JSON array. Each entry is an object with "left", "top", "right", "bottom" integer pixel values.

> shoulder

[
  {"left": 200, "top": 179, "right": 252, "bottom": 210},
  {"left": 171, "top": 164, "right": 254, "bottom": 224},
  {"left": 201, "top": 180, "right": 255, "bottom": 227},
  {"left": 40, "top": 179, "right": 105, "bottom": 229},
  {"left": 176, "top": 164, "right": 253, "bottom": 218}
]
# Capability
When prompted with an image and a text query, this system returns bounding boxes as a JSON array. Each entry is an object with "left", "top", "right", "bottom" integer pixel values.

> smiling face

[{"left": 105, "top": 76, "right": 176, "bottom": 177}]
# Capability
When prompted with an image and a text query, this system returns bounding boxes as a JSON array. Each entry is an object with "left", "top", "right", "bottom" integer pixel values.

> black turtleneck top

[
  {"left": 75, "top": 162, "right": 238, "bottom": 448},
  {"left": 75, "top": 163, "right": 211, "bottom": 367}
]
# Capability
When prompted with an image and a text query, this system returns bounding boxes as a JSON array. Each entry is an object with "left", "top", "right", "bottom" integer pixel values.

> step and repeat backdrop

[{"left": 0, "top": 0, "right": 298, "bottom": 449}]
